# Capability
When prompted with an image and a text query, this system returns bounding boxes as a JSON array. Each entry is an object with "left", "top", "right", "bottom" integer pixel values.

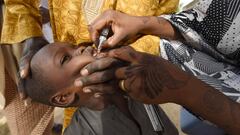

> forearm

[
  {"left": 142, "top": 56, "right": 240, "bottom": 134},
  {"left": 137, "top": 16, "right": 183, "bottom": 40},
  {"left": 180, "top": 77, "right": 240, "bottom": 135}
]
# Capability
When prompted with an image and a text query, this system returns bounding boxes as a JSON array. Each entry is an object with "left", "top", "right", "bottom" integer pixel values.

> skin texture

[
  {"left": 88, "top": 10, "right": 182, "bottom": 48},
  {"left": 77, "top": 10, "right": 240, "bottom": 134},
  {"left": 78, "top": 47, "right": 190, "bottom": 104},
  {"left": 18, "top": 37, "right": 49, "bottom": 99},
  {"left": 29, "top": 43, "right": 141, "bottom": 128},
  {"left": 30, "top": 43, "right": 130, "bottom": 112}
]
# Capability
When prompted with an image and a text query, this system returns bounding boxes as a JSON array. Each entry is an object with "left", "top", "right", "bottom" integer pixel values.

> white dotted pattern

[
  {"left": 199, "top": 0, "right": 227, "bottom": 46},
  {"left": 217, "top": 7, "right": 240, "bottom": 54},
  {"left": 195, "top": 0, "right": 214, "bottom": 13}
]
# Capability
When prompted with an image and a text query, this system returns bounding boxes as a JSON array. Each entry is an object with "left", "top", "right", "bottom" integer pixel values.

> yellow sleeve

[
  {"left": 1, "top": 0, "right": 42, "bottom": 44},
  {"left": 156, "top": 0, "right": 180, "bottom": 15}
]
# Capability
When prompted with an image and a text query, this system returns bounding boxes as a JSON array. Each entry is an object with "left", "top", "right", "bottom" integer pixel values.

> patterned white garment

[{"left": 160, "top": 0, "right": 240, "bottom": 103}]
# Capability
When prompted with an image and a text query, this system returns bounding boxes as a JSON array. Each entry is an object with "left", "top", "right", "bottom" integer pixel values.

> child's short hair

[{"left": 23, "top": 63, "right": 56, "bottom": 105}]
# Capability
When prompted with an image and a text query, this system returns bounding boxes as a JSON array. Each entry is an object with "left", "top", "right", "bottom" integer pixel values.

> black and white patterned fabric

[{"left": 160, "top": 0, "right": 240, "bottom": 103}]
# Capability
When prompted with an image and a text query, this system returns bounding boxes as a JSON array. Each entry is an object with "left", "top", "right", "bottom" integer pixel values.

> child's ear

[{"left": 50, "top": 93, "right": 75, "bottom": 107}]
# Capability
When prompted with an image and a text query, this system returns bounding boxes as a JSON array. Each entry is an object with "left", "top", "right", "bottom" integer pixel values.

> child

[{"left": 23, "top": 42, "right": 178, "bottom": 135}]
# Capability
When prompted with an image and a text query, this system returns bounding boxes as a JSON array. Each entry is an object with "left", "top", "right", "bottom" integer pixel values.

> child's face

[{"left": 31, "top": 42, "right": 111, "bottom": 110}]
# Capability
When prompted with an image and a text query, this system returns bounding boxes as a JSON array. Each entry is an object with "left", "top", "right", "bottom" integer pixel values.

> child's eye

[{"left": 60, "top": 55, "right": 71, "bottom": 65}]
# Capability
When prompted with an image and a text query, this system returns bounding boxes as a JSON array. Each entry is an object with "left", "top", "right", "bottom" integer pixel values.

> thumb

[
  {"left": 17, "top": 77, "right": 28, "bottom": 100},
  {"left": 103, "top": 31, "right": 126, "bottom": 48},
  {"left": 19, "top": 51, "right": 35, "bottom": 78}
]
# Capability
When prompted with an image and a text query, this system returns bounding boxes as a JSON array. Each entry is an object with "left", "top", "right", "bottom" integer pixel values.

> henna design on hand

[{"left": 124, "top": 53, "right": 190, "bottom": 99}]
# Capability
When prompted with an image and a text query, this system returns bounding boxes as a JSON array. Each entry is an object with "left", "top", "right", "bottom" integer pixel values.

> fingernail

[
  {"left": 107, "top": 39, "right": 113, "bottom": 45},
  {"left": 19, "top": 93, "right": 24, "bottom": 99},
  {"left": 24, "top": 100, "right": 28, "bottom": 107},
  {"left": 24, "top": 99, "right": 31, "bottom": 107},
  {"left": 83, "top": 88, "right": 92, "bottom": 93},
  {"left": 20, "top": 70, "right": 25, "bottom": 78},
  {"left": 94, "top": 93, "right": 101, "bottom": 98},
  {"left": 93, "top": 53, "right": 97, "bottom": 57},
  {"left": 75, "top": 80, "right": 83, "bottom": 87},
  {"left": 81, "top": 69, "right": 89, "bottom": 76}
]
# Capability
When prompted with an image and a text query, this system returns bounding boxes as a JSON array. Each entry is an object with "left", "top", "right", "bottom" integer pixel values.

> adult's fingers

[
  {"left": 108, "top": 46, "right": 140, "bottom": 63},
  {"left": 102, "top": 31, "right": 127, "bottom": 48},
  {"left": 75, "top": 69, "right": 115, "bottom": 87},
  {"left": 19, "top": 51, "right": 35, "bottom": 78},
  {"left": 17, "top": 77, "right": 27, "bottom": 100},
  {"left": 20, "top": 37, "right": 48, "bottom": 78},
  {"left": 81, "top": 57, "right": 120, "bottom": 76},
  {"left": 114, "top": 66, "right": 128, "bottom": 80},
  {"left": 88, "top": 25, "right": 99, "bottom": 46},
  {"left": 114, "top": 65, "right": 142, "bottom": 80},
  {"left": 89, "top": 10, "right": 115, "bottom": 43}
]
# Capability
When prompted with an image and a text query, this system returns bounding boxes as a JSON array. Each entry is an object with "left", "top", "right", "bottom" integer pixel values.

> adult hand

[
  {"left": 18, "top": 37, "right": 48, "bottom": 99},
  {"left": 75, "top": 46, "right": 191, "bottom": 104},
  {"left": 75, "top": 56, "right": 124, "bottom": 86},
  {"left": 107, "top": 46, "right": 191, "bottom": 104},
  {"left": 74, "top": 55, "right": 126, "bottom": 95},
  {"left": 89, "top": 10, "right": 183, "bottom": 47},
  {"left": 89, "top": 10, "right": 144, "bottom": 48}
]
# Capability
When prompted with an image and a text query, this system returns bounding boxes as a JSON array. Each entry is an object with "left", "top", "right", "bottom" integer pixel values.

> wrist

[
  {"left": 138, "top": 16, "right": 180, "bottom": 40},
  {"left": 137, "top": 16, "right": 156, "bottom": 35},
  {"left": 175, "top": 77, "right": 204, "bottom": 107}
]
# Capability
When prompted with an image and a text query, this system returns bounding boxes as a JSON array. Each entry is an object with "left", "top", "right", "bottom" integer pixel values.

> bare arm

[
  {"left": 181, "top": 76, "right": 240, "bottom": 135},
  {"left": 89, "top": 10, "right": 183, "bottom": 47},
  {"left": 76, "top": 46, "right": 240, "bottom": 135},
  {"left": 137, "top": 16, "right": 183, "bottom": 41},
  {"left": 110, "top": 47, "right": 240, "bottom": 134}
]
